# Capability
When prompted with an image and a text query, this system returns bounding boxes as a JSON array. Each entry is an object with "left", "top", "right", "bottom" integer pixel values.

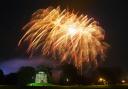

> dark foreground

[{"left": 0, "top": 85, "right": 128, "bottom": 89}]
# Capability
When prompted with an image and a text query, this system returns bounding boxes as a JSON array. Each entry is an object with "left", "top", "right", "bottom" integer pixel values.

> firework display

[{"left": 19, "top": 7, "right": 109, "bottom": 68}]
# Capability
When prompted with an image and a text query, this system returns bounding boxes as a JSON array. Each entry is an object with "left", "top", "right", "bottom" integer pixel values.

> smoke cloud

[{"left": 0, "top": 57, "right": 60, "bottom": 75}]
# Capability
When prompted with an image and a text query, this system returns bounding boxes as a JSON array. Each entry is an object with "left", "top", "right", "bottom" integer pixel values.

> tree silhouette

[
  {"left": 0, "top": 69, "right": 5, "bottom": 84},
  {"left": 17, "top": 66, "right": 36, "bottom": 85}
]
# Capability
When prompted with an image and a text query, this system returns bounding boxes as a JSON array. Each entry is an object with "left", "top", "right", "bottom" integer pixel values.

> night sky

[{"left": 0, "top": 0, "right": 128, "bottom": 72}]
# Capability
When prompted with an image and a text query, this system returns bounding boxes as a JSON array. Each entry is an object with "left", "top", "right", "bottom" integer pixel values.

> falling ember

[{"left": 19, "top": 6, "right": 109, "bottom": 69}]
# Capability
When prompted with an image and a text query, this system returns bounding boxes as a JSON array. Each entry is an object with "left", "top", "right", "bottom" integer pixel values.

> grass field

[{"left": 0, "top": 84, "right": 128, "bottom": 89}]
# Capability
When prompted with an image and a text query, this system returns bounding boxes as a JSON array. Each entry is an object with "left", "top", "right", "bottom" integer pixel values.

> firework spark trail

[{"left": 19, "top": 6, "right": 109, "bottom": 69}]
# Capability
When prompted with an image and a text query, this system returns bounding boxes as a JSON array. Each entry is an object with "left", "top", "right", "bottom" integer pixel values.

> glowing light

[
  {"left": 99, "top": 78, "right": 104, "bottom": 82},
  {"left": 19, "top": 6, "right": 109, "bottom": 69},
  {"left": 67, "top": 25, "right": 77, "bottom": 36},
  {"left": 121, "top": 80, "right": 126, "bottom": 84},
  {"left": 66, "top": 78, "right": 69, "bottom": 82},
  {"left": 98, "top": 77, "right": 108, "bottom": 85}
]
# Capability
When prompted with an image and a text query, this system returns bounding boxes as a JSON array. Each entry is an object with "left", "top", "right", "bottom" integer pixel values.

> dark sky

[{"left": 0, "top": 0, "right": 128, "bottom": 71}]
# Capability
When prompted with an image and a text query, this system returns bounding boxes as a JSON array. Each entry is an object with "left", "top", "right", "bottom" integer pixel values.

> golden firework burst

[{"left": 19, "top": 6, "right": 109, "bottom": 68}]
